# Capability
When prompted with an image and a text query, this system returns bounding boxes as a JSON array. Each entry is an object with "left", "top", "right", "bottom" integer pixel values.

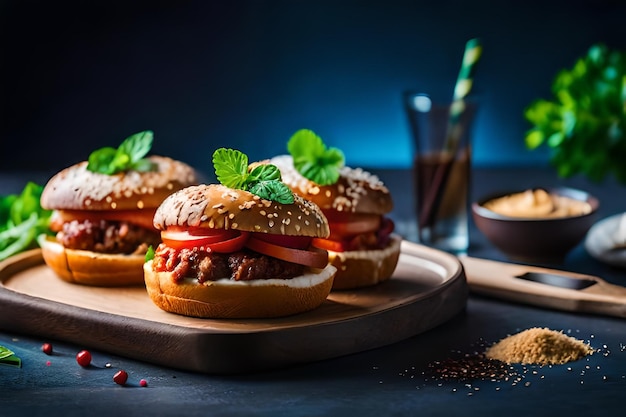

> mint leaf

[
  {"left": 87, "top": 147, "right": 118, "bottom": 174},
  {"left": 119, "top": 130, "right": 153, "bottom": 163},
  {"left": 287, "top": 129, "right": 345, "bottom": 185},
  {"left": 248, "top": 164, "right": 281, "bottom": 183},
  {"left": 248, "top": 180, "right": 295, "bottom": 204},
  {"left": 86, "top": 130, "right": 156, "bottom": 175},
  {"left": 288, "top": 129, "right": 326, "bottom": 160},
  {"left": 213, "top": 148, "right": 249, "bottom": 189},
  {"left": 212, "top": 148, "right": 294, "bottom": 204}
]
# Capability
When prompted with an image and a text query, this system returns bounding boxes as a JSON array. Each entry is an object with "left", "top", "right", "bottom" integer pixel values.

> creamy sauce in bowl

[{"left": 482, "top": 189, "right": 592, "bottom": 219}]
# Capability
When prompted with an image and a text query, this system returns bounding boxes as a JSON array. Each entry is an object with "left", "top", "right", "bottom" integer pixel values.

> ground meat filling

[
  {"left": 58, "top": 219, "right": 161, "bottom": 254},
  {"left": 152, "top": 244, "right": 306, "bottom": 282}
]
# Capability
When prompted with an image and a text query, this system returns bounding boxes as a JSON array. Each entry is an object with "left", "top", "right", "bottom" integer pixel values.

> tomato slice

[
  {"left": 206, "top": 231, "right": 250, "bottom": 253},
  {"left": 311, "top": 237, "right": 352, "bottom": 252},
  {"left": 54, "top": 209, "right": 157, "bottom": 231},
  {"left": 245, "top": 236, "right": 328, "bottom": 269},
  {"left": 163, "top": 227, "right": 238, "bottom": 241},
  {"left": 378, "top": 217, "right": 395, "bottom": 238},
  {"left": 161, "top": 228, "right": 249, "bottom": 253},
  {"left": 313, "top": 217, "right": 396, "bottom": 253},
  {"left": 254, "top": 233, "right": 313, "bottom": 249},
  {"left": 326, "top": 213, "right": 381, "bottom": 240}
]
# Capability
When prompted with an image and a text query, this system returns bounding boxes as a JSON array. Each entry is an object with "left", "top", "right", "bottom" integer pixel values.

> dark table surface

[{"left": 2, "top": 166, "right": 626, "bottom": 417}]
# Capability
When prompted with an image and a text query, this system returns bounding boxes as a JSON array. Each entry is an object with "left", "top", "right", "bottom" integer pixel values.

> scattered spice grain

[
  {"left": 485, "top": 327, "right": 593, "bottom": 365},
  {"left": 424, "top": 353, "right": 515, "bottom": 382}
]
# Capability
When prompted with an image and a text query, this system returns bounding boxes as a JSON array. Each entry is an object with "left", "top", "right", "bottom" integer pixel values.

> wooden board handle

[{"left": 460, "top": 256, "right": 626, "bottom": 318}]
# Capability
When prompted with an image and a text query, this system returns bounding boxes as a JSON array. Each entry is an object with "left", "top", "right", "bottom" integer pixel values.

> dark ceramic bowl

[{"left": 472, "top": 187, "right": 599, "bottom": 263}]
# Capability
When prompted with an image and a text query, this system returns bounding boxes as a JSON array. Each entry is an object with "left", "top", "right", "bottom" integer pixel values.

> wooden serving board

[{"left": 0, "top": 240, "right": 467, "bottom": 374}]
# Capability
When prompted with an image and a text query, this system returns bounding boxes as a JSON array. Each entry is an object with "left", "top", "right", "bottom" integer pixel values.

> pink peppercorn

[
  {"left": 41, "top": 343, "right": 53, "bottom": 355},
  {"left": 76, "top": 350, "right": 92, "bottom": 367}
]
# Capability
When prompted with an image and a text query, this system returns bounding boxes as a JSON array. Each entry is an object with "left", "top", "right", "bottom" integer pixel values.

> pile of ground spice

[{"left": 485, "top": 327, "right": 594, "bottom": 365}]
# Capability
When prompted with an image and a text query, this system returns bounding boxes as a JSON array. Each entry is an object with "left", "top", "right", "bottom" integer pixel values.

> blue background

[{"left": 2, "top": 0, "right": 626, "bottom": 174}]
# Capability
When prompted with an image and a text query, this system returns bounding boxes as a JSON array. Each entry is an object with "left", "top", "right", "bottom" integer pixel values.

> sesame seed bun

[
  {"left": 143, "top": 261, "right": 336, "bottom": 318},
  {"left": 37, "top": 235, "right": 147, "bottom": 286},
  {"left": 153, "top": 183, "right": 330, "bottom": 237},
  {"left": 39, "top": 155, "right": 198, "bottom": 286},
  {"left": 145, "top": 183, "right": 336, "bottom": 318},
  {"left": 326, "top": 234, "right": 402, "bottom": 290},
  {"left": 269, "top": 155, "right": 393, "bottom": 215},
  {"left": 270, "top": 155, "right": 399, "bottom": 289},
  {"left": 41, "top": 156, "right": 197, "bottom": 211}
]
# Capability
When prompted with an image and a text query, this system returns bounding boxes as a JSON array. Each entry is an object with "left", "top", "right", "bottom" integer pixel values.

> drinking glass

[{"left": 404, "top": 92, "right": 477, "bottom": 255}]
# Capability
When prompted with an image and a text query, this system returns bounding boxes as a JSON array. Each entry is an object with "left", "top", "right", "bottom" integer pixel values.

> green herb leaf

[
  {"left": 524, "top": 44, "right": 626, "bottom": 183},
  {"left": 248, "top": 163, "right": 281, "bottom": 183},
  {"left": 0, "top": 345, "right": 21, "bottom": 368},
  {"left": 87, "top": 147, "right": 118, "bottom": 174},
  {"left": 0, "top": 182, "right": 53, "bottom": 261},
  {"left": 86, "top": 130, "right": 156, "bottom": 175},
  {"left": 0, "top": 345, "right": 14, "bottom": 360},
  {"left": 119, "top": 130, "right": 153, "bottom": 163},
  {"left": 212, "top": 148, "right": 294, "bottom": 203},
  {"left": 248, "top": 180, "right": 294, "bottom": 204},
  {"left": 145, "top": 245, "right": 155, "bottom": 262},
  {"left": 213, "top": 148, "right": 249, "bottom": 189},
  {"left": 287, "top": 129, "right": 345, "bottom": 185}
]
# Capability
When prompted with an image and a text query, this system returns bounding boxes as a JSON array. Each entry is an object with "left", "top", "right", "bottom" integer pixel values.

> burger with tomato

[
  {"left": 143, "top": 147, "right": 336, "bottom": 319},
  {"left": 269, "top": 129, "right": 401, "bottom": 290},
  {"left": 38, "top": 131, "right": 197, "bottom": 286}
]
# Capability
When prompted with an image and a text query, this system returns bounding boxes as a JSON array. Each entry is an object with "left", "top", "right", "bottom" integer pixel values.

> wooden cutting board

[
  {"left": 459, "top": 256, "right": 626, "bottom": 318},
  {"left": 0, "top": 240, "right": 467, "bottom": 374}
]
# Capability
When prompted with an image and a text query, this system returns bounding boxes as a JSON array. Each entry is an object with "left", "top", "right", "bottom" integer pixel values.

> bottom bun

[
  {"left": 38, "top": 235, "right": 147, "bottom": 286},
  {"left": 143, "top": 261, "right": 337, "bottom": 319},
  {"left": 328, "top": 234, "right": 402, "bottom": 290}
]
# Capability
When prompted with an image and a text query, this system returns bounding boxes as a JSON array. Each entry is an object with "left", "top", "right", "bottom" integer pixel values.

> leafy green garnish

[
  {"left": 0, "top": 182, "right": 53, "bottom": 261},
  {"left": 524, "top": 44, "right": 626, "bottom": 183},
  {"left": 87, "top": 130, "right": 157, "bottom": 175},
  {"left": 145, "top": 245, "right": 155, "bottom": 262},
  {"left": 0, "top": 345, "right": 21, "bottom": 368},
  {"left": 287, "top": 129, "right": 345, "bottom": 185},
  {"left": 212, "top": 148, "right": 294, "bottom": 204}
]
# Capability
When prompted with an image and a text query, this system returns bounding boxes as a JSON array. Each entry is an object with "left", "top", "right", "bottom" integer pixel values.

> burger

[
  {"left": 143, "top": 148, "right": 336, "bottom": 319},
  {"left": 269, "top": 129, "right": 401, "bottom": 290},
  {"left": 38, "top": 131, "right": 197, "bottom": 286}
]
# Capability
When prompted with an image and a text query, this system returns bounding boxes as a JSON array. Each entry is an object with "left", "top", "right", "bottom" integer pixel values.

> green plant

[
  {"left": 524, "top": 44, "right": 626, "bottom": 183},
  {"left": 0, "top": 182, "right": 53, "bottom": 261}
]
